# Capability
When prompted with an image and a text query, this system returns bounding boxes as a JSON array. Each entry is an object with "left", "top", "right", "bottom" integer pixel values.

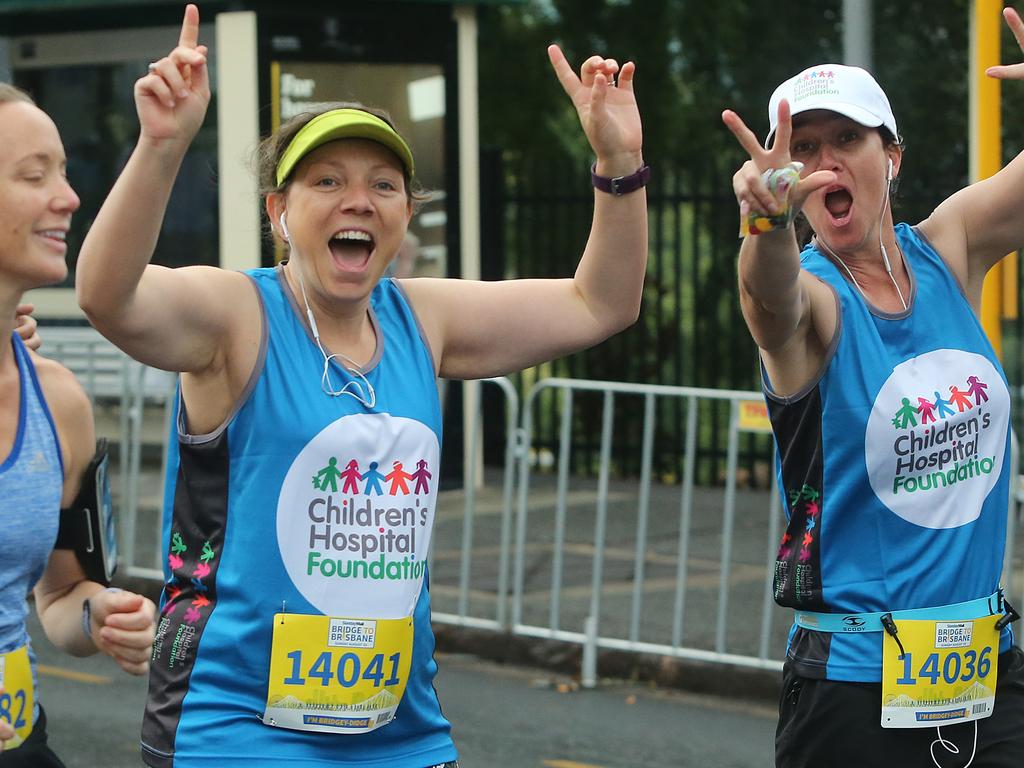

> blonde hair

[{"left": 0, "top": 83, "right": 34, "bottom": 106}]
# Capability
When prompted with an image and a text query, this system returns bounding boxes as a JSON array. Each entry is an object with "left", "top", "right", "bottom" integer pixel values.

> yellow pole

[{"left": 973, "top": 0, "right": 1006, "bottom": 356}]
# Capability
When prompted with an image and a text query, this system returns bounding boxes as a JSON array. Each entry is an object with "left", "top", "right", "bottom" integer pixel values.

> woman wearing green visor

[{"left": 76, "top": 5, "right": 647, "bottom": 767}]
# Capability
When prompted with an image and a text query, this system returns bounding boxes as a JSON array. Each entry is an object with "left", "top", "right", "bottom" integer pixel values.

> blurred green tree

[{"left": 475, "top": 1, "right": 1024, "bottom": 480}]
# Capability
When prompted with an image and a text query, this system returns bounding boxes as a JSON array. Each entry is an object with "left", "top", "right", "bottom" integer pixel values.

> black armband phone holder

[{"left": 55, "top": 438, "right": 118, "bottom": 586}]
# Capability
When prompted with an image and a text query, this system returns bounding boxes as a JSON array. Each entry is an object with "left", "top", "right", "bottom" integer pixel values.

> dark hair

[
  {"left": 878, "top": 127, "right": 903, "bottom": 148},
  {"left": 0, "top": 83, "right": 35, "bottom": 107},
  {"left": 254, "top": 101, "right": 429, "bottom": 206},
  {"left": 794, "top": 125, "right": 905, "bottom": 247}
]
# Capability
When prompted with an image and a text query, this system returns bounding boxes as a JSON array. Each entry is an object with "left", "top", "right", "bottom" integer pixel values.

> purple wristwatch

[{"left": 590, "top": 163, "right": 651, "bottom": 195}]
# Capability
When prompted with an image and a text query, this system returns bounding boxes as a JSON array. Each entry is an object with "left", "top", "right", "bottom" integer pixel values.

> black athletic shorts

[
  {"left": 776, "top": 644, "right": 1024, "bottom": 767},
  {"left": 0, "top": 706, "right": 66, "bottom": 768}
]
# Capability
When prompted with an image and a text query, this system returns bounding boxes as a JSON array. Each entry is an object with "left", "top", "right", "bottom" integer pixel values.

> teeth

[
  {"left": 40, "top": 230, "right": 66, "bottom": 240},
  {"left": 332, "top": 231, "right": 372, "bottom": 242}
]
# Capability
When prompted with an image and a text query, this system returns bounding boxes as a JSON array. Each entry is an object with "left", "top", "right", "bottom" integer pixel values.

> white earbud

[
  {"left": 887, "top": 158, "right": 894, "bottom": 182},
  {"left": 278, "top": 212, "right": 290, "bottom": 241}
]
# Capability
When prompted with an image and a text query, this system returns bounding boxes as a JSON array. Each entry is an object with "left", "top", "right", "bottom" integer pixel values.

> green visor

[{"left": 275, "top": 108, "right": 415, "bottom": 186}]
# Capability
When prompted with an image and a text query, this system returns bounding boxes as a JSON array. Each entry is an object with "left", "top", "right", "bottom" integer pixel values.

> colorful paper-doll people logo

[
  {"left": 891, "top": 376, "right": 989, "bottom": 429},
  {"left": 277, "top": 413, "right": 442, "bottom": 618},
  {"left": 864, "top": 350, "right": 1009, "bottom": 530},
  {"left": 312, "top": 457, "right": 432, "bottom": 496}
]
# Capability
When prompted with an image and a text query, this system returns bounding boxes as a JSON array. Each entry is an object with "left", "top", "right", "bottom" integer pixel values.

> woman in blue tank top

[
  {"left": 722, "top": 7, "right": 1024, "bottom": 768},
  {"left": 0, "top": 83, "right": 157, "bottom": 766},
  {"left": 75, "top": 6, "right": 648, "bottom": 768}
]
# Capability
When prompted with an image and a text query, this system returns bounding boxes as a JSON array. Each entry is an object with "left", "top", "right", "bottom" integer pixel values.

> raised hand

[
  {"left": 135, "top": 3, "right": 210, "bottom": 146},
  {"left": 89, "top": 589, "right": 157, "bottom": 676},
  {"left": 547, "top": 45, "right": 643, "bottom": 172},
  {"left": 722, "top": 100, "right": 836, "bottom": 222},
  {"left": 14, "top": 303, "right": 41, "bottom": 351},
  {"left": 987, "top": 7, "right": 1024, "bottom": 80}
]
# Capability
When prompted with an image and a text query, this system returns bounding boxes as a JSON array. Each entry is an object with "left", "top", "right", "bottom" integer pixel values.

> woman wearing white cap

[
  {"left": 75, "top": 5, "right": 646, "bottom": 768},
  {"left": 723, "top": 7, "right": 1024, "bottom": 768}
]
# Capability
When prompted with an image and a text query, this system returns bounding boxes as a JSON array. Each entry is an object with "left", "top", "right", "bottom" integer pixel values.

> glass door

[
  {"left": 271, "top": 60, "right": 447, "bottom": 278},
  {"left": 7, "top": 26, "right": 219, "bottom": 304}
]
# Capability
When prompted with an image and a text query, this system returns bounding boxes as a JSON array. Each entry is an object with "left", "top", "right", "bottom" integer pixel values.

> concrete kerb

[{"left": 432, "top": 623, "right": 782, "bottom": 703}]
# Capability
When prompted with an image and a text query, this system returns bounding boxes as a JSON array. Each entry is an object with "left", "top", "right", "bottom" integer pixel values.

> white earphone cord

[
  {"left": 280, "top": 213, "right": 377, "bottom": 407},
  {"left": 818, "top": 158, "right": 907, "bottom": 311},
  {"left": 930, "top": 721, "right": 978, "bottom": 768},
  {"left": 878, "top": 160, "right": 908, "bottom": 309}
]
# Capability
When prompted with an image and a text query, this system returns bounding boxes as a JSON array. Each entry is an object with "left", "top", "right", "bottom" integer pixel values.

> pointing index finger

[
  {"left": 179, "top": 3, "right": 200, "bottom": 49},
  {"left": 721, "top": 109, "right": 767, "bottom": 161},
  {"left": 547, "top": 44, "right": 581, "bottom": 97}
]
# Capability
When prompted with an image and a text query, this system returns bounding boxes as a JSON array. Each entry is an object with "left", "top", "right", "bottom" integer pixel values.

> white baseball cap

[{"left": 765, "top": 63, "right": 898, "bottom": 148}]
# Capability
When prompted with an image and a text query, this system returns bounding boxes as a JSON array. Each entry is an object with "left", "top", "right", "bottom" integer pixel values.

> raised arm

[
  {"left": 400, "top": 45, "right": 647, "bottom": 380},
  {"left": 919, "top": 7, "right": 1024, "bottom": 299},
  {"left": 723, "top": 101, "right": 838, "bottom": 351},
  {"left": 75, "top": 4, "right": 253, "bottom": 374},
  {"left": 721, "top": 101, "right": 837, "bottom": 393}
]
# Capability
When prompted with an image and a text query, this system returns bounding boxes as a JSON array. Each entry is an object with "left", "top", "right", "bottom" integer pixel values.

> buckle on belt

[
  {"left": 996, "top": 590, "right": 1021, "bottom": 632},
  {"left": 880, "top": 613, "right": 907, "bottom": 659}
]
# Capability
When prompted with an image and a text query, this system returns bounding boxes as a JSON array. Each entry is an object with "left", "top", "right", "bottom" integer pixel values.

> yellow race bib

[
  {"left": 0, "top": 646, "right": 34, "bottom": 749},
  {"left": 881, "top": 614, "right": 1000, "bottom": 728},
  {"left": 263, "top": 613, "right": 413, "bottom": 734}
]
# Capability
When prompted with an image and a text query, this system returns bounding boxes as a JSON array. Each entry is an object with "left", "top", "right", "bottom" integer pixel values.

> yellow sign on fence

[{"left": 738, "top": 399, "right": 772, "bottom": 433}]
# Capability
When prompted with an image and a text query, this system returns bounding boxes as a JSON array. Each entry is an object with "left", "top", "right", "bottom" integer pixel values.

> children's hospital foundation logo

[
  {"left": 277, "top": 413, "right": 440, "bottom": 618},
  {"left": 791, "top": 69, "right": 839, "bottom": 104},
  {"left": 865, "top": 350, "right": 1008, "bottom": 529}
]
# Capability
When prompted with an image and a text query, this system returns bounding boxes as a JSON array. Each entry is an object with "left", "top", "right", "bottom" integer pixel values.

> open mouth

[
  {"left": 328, "top": 229, "right": 375, "bottom": 272},
  {"left": 823, "top": 187, "right": 853, "bottom": 225},
  {"left": 36, "top": 229, "right": 68, "bottom": 251}
]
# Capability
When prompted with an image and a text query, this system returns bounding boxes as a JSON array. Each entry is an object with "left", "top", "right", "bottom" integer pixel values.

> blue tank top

[
  {"left": 142, "top": 271, "right": 454, "bottom": 768},
  {"left": 0, "top": 333, "right": 63, "bottom": 722},
  {"left": 766, "top": 224, "right": 1013, "bottom": 682}
]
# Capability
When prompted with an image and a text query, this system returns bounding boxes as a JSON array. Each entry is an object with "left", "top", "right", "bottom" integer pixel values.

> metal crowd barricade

[
  {"left": 37, "top": 329, "right": 1024, "bottom": 676},
  {"left": 509, "top": 378, "right": 786, "bottom": 683},
  {"left": 120, "top": 362, "right": 177, "bottom": 581},
  {"left": 431, "top": 377, "right": 521, "bottom": 631},
  {"left": 39, "top": 325, "right": 176, "bottom": 580},
  {"left": 1007, "top": 431, "right": 1023, "bottom": 611}
]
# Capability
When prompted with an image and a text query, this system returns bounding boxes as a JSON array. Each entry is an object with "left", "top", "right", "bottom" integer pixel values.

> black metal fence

[
  {"left": 480, "top": 152, "right": 768, "bottom": 485},
  {"left": 480, "top": 150, "right": 1024, "bottom": 488}
]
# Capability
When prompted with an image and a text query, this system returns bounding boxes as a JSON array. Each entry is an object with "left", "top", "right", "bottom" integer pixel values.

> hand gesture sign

[
  {"left": 722, "top": 100, "right": 836, "bottom": 226},
  {"left": 987, "top": 7, "right": 1024, "bottom": 80},
  {"left": 135, "top": 3, "right": 210, "bottom": 146},
  {"left": 548, "top": 45, "right": 643, "bottom": 171}
]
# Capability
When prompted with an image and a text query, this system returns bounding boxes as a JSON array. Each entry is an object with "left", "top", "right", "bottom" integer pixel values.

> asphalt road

[{"left": 26, "top": 612, "right": 776, "bottom": 768}]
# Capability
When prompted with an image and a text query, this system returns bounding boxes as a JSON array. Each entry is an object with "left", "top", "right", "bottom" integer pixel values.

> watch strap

[{"left": 591, "top": 163, "right": 650, "bottom": 195}]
